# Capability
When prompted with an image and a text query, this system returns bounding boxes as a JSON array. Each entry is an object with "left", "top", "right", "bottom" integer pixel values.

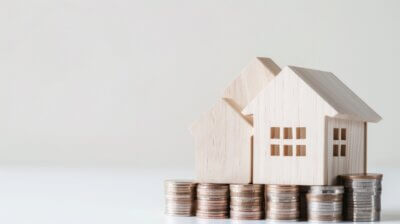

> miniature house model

[{"left": 190, "top": 58, "right": 381, "bottom": 186}]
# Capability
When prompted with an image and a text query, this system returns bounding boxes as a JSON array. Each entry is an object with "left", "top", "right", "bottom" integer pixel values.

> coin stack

[
  {"left": 299, "top": 186, "right": 310, "bottom": 221},
  {"left": 164, "top": 180, "right": 197, "bottom": 216},
  {"left": 196, "top": 183, "right": 229, "bottom": 219},
  {"left": 307, "top": 186, "right": 344, "bottom": 222},
  {"left": 265, "top": 185, "right": 299, "bottom": 221},
  {"left": 229, "top": 184, "right": 264, "bottom": 220},
  {"left": 340, "top": 173, "right": 383, "bottom": 222}
]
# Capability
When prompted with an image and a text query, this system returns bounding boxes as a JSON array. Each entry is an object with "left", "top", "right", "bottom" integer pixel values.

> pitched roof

[
  {"left": 222, "top": 57, "right": 280, "bottom": 111},
  {"left": 288, "top": 66, "right": 381, "bottom": 122}
]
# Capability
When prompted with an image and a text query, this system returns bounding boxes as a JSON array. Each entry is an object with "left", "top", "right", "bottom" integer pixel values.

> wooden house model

[
  {"left": 190, "top": 58, "right": 381, "bottom": 185},
  {"left": 190, "top": 58, "right": 280, "bottom": 183}
]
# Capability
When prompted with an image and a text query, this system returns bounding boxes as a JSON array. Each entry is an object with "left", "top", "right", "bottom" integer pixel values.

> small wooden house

[
  {"left": 242, "top": 66, "right": 381, "bottom": 185},
  {"left": 190, "top": 58, "right": 280, "bottom": 184}
]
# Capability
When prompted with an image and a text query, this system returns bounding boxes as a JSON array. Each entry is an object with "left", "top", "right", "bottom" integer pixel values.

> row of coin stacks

[{"left": 164, "top": 173, "right": 382, "bottom": 222}]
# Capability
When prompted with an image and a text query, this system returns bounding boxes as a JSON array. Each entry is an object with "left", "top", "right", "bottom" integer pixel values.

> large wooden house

[
  {"left": 190, "top": 58, "right": 381, "bottom": 185},
  {"left": 242, "top": 66, "right": 381, "bottom": 185}
]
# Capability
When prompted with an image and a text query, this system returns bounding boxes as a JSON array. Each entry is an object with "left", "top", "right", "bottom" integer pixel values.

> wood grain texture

[
  {"left": 190, "top": 98, "right": 253, "bottom": 184},
  {"left": 243, "top": 66, "right": 378, "bottom": 185},
  {"left": 223, "top": 57, "right": 280, "bottom": 111},
  {"left": 326, "top": 117, "right": 365, "bottom": 184},
  {"left": 289, "top": 66, "right": 381, "bottom": 123},
  {"left": 243, "top": 67, "right": 337, "bottom": 185}
]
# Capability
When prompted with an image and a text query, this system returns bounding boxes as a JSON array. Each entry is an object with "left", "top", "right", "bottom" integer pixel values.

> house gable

[
  {"left": 223, "top": 57, "right": 280, "bottom": 112},
  {"left": 242, "top": 66, "right": 337, "bottom": 118}
]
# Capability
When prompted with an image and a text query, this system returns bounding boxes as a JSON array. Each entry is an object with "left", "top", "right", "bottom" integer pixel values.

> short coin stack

[
  {"left": 164, "top": 180, "right": 197, "bottom": 216},
  {"left": 307, "top": 186, "right": 344, "bottom": 222},
  {"left": 196, "top": 183, "right": 229, "bottom": 219},
  {"left": 265, "top": 185, "right": 299, "bottom": 221},
  {"left": 229, "top": 184, "right": 264, "bottom": 220},
  {"left": 340, "top": 173, "right": 383, "bottom": 222}
]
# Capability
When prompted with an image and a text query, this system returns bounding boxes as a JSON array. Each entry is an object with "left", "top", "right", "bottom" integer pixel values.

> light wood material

[
  {"left": 242, "top": 66, "right": 379, "bottom": 185},
  {"left": 191, "top": 60, "right": 381, "bottom": 186},
  {"left": 190, "top": 57, "right": 281, "bottom": 184},
  {"left": 190, "top": 98, "right": 253, "bottom": 184},
  {"left": 223, "top": 57, "right": 280, "bottom": 111},
  {"left": 289, "top": 66, "right": 382, "bottom": 123},
  {"left": 326, "top": 117, "right": 365, "bottom": 184},
  {"left": 243, "top": 67, "right": 337, "bottom": 185}
]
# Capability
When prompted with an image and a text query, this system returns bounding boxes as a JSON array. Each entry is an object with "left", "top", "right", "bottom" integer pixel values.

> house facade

[
  {"left": 190, "top": 57, "right": 280, "bottom": 184},
  {"left": 242, "top": 66, "right": 381, "bottom": 185},
  {"left": 190, "top": 98, "right": 253, "bottom": 183}
]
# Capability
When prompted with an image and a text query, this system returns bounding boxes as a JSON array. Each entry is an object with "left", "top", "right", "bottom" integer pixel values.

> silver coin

[{"left": 309, "top": 185, "right": 344, "bottom": 194}]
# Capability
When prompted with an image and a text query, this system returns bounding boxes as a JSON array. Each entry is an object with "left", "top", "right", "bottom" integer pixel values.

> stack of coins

[
  {"left": 196, "top": 183, "right": 229, "bottom": 219},
  {"left": 299, "top": 186, "right": 310, "bottom": 221},
  {"left": 164, "top": 180, "right": 197, "bottom": 216},
  {"left": 307, "top": 186, "right": 344, "bottom": 222},
  {"left": 340, "top": 173, "right": 383, "bottom": 222},
  {"left": 229, "top": 184, "right": 264, "bottom": 220},
  {"left": 265, "top": 185, "right": 299, "bottom": 221}
]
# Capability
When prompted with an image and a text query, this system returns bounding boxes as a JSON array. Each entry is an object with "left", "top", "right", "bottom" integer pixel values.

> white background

[
  {"left": 0, "top": 0, "right": 399, "bottom": 169},
  {"left": 1, "top": 1, "right": 400, "bottom": 223}
]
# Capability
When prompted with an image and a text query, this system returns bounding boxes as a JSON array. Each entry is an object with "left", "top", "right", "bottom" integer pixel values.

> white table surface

[{"left": 0, "top": 166, "right": 398, "bottom": 224}]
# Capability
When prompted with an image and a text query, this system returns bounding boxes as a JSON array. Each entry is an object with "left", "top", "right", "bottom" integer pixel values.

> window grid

[
  {"left": 333, "top": 128, "right": 347, "bottom": 157},
  {"left": 269, "top": 127, "right": 306, "bottom": 157}
]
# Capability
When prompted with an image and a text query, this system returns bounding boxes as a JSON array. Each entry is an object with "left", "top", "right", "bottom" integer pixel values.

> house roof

[
  {"left": 289, "top": 66, "right": 382, "bottom": 122},
  {"left": 222, "top": 57, "right": 280, "bottom": 111},
  {"left": 279, "top": 66, "right": 381, "bottom": 122}
]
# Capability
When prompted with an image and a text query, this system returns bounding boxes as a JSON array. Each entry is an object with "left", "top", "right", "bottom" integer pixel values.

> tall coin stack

[
  {"left": 164, "top": 180, "right": 197, "bottom": 216},
  {"left": 307, "top": 186, "right": 344, "bottom": 222},
  {"left": 265, "top": 185, "right": 299, "bottom": 221},
  {"left": 340, "top": 173, "right": 383, "bottom": 222},
  {"left": 196, "top": 183, "right": 229, "bottom": 219},
  {"left": 229, "top": 184, "right": 264, "bottom": 220}
]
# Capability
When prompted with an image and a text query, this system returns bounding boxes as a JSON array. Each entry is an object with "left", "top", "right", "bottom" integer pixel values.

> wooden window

[
  {"left": 296, "top": 145, "right": 306, "bottom": 156},
  {"left": 271, "top": 144, "right": 280, "bottom": 156},
  {"left": 340, "top": 145, "right": 346, "bottom": 156},
  {"left": 284, "top": 128, "right": 292, "bottom": 139},
  {"left": 341, "top": 128, "right": 346, "bottom": 140},
  {"left": 284, "top": 145, "right": 293, "bottom": 156},
  {"left": 333, "top": 144, "right": 339, "bottom": 157},
  {"left": 333, "top": 128, "right": 339, "bottom": 140},
  {"left": 296, "top": 127, "right": 306, "bottom": 139},
  {"left": 270, "top": 127, "right": 280, "bottom": 139}
]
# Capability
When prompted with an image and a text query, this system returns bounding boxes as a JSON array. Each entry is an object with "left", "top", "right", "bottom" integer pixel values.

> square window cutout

[
  {"left": 341, "top": 129, "right": 347, "bottom": 140},
  {"left": 333, "top": 128, "right": 339, "bottom": 140},
  {"left": 284, "top": 145, "right": 293, "bottom": 156},
  {"left": 296, "top": 127, "right": 306, "bottom": 139},
  {"left": 270, "top": 127, "right": 280, "bottom": 139},
  {"left": 284, "top": 127, "right": 292, "bottom": 139},
  {"left": 296, "top": 145, "right": 306, "bottom": 156},
  {"left": 271, "top": 144, "right": 280, "bottom": 156},
  {"left": 340, "top": 145, "right": 346, "bottom": 156},
  {"left": 333, "top": 144, "right": 339, "bottom": 156}
]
